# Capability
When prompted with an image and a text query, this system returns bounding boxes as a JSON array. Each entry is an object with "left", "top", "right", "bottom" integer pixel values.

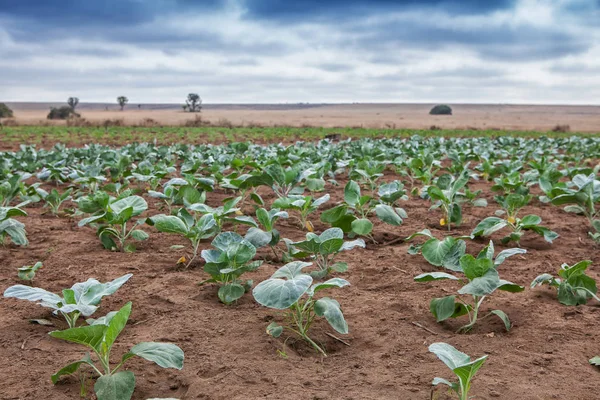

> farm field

[
  {"left": 1, "top": 130, "right": 600, "bottom": 400},
  {"left": 5, "top": 103, "right": 600, "bottom": 133}
]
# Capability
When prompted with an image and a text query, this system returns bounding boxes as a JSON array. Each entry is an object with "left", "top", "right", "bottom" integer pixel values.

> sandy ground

[{"left": 4, "top": 103, "right": 600, "bottom": 132}]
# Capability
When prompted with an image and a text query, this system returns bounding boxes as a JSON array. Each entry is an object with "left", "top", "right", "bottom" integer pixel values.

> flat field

[
  {"left": 4, "top": 102, "right": 600, "bottom": 132},
  {"left": 0, "top": 129, "right": 599, "bottom": 400}
]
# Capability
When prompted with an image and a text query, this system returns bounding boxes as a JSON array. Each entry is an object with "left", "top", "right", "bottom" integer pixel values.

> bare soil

[
  {"left": 4, "top": 103, "right": 600, "bottom": 132},
  {"left": 1, "top": 165, "right": 599, "bottom": 400}
]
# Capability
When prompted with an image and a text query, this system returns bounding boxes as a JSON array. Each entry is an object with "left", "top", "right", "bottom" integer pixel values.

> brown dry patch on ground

[
  {"left": 1, "top": 172, "right": 599, "bottom": 399},
  {"left": 5, "top": 103, "right": 600, "bottom": 132}
]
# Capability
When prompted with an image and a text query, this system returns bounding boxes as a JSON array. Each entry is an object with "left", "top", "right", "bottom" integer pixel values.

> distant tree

[
  {"left": 47, "top": 106, "right": 79, "bottom": 120},
  {"left": 186, "top": 93, "right": 202, "bottom": 113},
  {"left": 429, "top": 104, "right": 452, "bottom": 115},
  {"left": 117, "top": 96, "right": 129, "bottom": 111},
  {"left": 182, "top": 104, "right": 188, "bottom": 112},
  {"left": 0, "top": 103, "right": 14, "bottom": 118},
  {"left": 67, "top": 97, "right": 79, "bottom": 111}
]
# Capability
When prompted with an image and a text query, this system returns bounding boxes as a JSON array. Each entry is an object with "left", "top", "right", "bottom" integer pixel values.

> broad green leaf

[
  {"left": 320, "top": 205, "right": 348, "bottom": 223},
  {"left": 430, "top": 296, "right": 469, "bottom": 322},
  {"left": 494, "top": 248, "right": 527, "bottom": 266},
  {"left": 490, "top": 310, "right": 512, "bottom": 331},
  {"left": 374, "top": 204, "right": 403, "bottom": 225},
  {"left": 344, "top": 181, "right": 361, "bottom": 206},
  {"left": 266, "top": 321, "right": 283, "bottom": 337},
  {"left": 212, "top": 232, "right": 243, "bottom": 251},
  {"left": 4, "top": 285, "right": 62, "bottom": 305},
  {"left": 460, "top": 255, "right": 493, "bottom": 280},
  {"left": 253, "top": 262, "right": 313, "bottom": 309},
  {"left": 590, "top": 356, "right": 600, "bottom": 366},
  {"left": 110, "top": 196, "right": 147, "bottom": 217},
  {"left": 127, "top": 342, "right": 184, "bottom": 369},
  {"left": 51, "top": 353, "right": 94, "bottom": 384},
  {"left": 319, "top": 238, "right": 344, "bottom": 255},
  {"left": 458, "top": 269, "right": 503, "bottom": 296},
  {"left": 244, "top": 228, "right": 272, "bottom": 248},
  {"left": 94, "top": 371, "right": 135, "bottom": 400},
  {"left": 520, "top": 214, "right": 541, "bottom": 226},
  {"left": 314, "top": 297, "right": 348, "bottom": 334},
  {"left": 471, "top": 217, "right": 507, "bottom": 237},
  {"left": 307, "top": 278, "right": 350, "bottom": 296},
  {"left": 149, "top": 215, "right": 188, "bottom": 235},
  {"left": 130, "top": 229, "right": 149, "bottom": 241},
  {"left": 49, "top": 324, "right": 107, "bottom": 353},
  {"left": 414, "top": 272, "right": 459, "bottom": 282},
  {"left": 530, "top": 273, "right": 556, "bottom": 288},
  {"left": 351, "top": 218, "right": 373, "bottom": 235},
  {"left": 218, "top": 283, "right": 246, "bottom": 305},
  {"left": 421, "top": 237, "right": 465, "bottom": 271},
  {"left": 103, "top": 302, "right": 132, "bottom": 352}
]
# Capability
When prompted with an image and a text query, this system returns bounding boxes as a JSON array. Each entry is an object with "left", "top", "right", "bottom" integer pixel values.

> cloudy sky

[{"left": 0, "top": 0, "right": 599, "bottom": 104}]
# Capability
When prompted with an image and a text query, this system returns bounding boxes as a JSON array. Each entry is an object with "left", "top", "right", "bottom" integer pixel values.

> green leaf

[
  {"left": 344, "top": 181, "right": 361, "bottom": 206},
  {"left": 94, "top": 371, "right": 135, "bottom": 400},
  {"left": 103, "top": 302, "right": 132, "bottom": 352},
  {"left": 307, "top": 278, "right": 350, "bottom": 296},
  {"left": 253, "top": 262, "right": 313, "bottom": 309},
  {"left": 460, "top": 254, "right": 493, "bottom": 280},
  {"left": 266, "top": 321, "right": 283, "bottom": 337},
  {"left": 130, "top": 229, "right": 149, "bottom": 241},
  {"left": 458, "top": 269, "right": 504, "bottom": 296},
  {"left": 429, "top": 342, "right": 488, "bottom": 397},
  {"left": 430, "top": 296, "right": 469, "bottom": 322},
  {"left": 218, "top": 283, "right": 246, "bottom": 305},
  {"left": 51, "top": 353, "right": 94, "bottom": 384},
  {"left": 530, "top": 273, "right": 556, "bottom": 288},
  {"left": 520, "top": 214, "right": 541, "bottom": 226},
  {"left": 127, "top": 342, "right": 184, "bottom": 369},
  {"left": 590, "top": 356, "right": 600, "bottom": 366},
  {"left": 490, "top": 310, "right": 512, "bottom": 331},
  {"left": 374, "top": 204, "right": 403, "bottom": 225},
  {"left": 414, "top": 272, "right": 459, "bottom": 282},
  {"left": 319, "top": 238, "right": 344, "bottom": 255},
  {"left": 149, "top": 215, "right": 189, "bottom": 235},
  {"left": 421, "top": 237, "right": 465, "bottom": 271},
  {"left": 314, "top": 297, "right": 348, "bottom": 334},
  {"left": 471, "top": 217, "right": 507, "bottom": 237},
  {"left": 351, "top": 218, "right": 373, "bottom": 235},
  {"left": 110, "top": 196, "right": 147, "bottom": 217},
  {"left": 320, "top": 204, "right": 348, "bottom": 224},
  {"left": 49, "top": 324, "right": 107, "bottom": 353}
]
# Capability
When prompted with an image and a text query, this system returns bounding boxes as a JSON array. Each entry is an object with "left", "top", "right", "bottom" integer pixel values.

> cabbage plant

[
  {"left": 415, "top": 241, "right": 525, "bottom": 332},
  {"left": 253, "top": 261, "right": 349, "bottom": 356},
  {"left": 272, "top": 193, "right": 329, "bottom": 231},
  {"left": 77, "top": 192, "right": 149, "bottom": 252},
  {"left": 284, "top": 228, "right": 365, "bottom": 278},
  {"left": 17, "top": 261, "right": 43, "bottom": 281},
  {"left": 472, "top": 193, "right": 558, "bottom": 245},
  {"left": 4, "top": 274, "right": 132, "bottom": 328},
  {"left": 429, "top": 342, "right": 488, "bottom": 400},
  {"left": 0, "top": 206, "right": 28, "bottom": 246},
  {"left": 50, "top": 302, "right": 184, "bottom": 400},
  {"left": 148, "top": 210, "right": 218, "bottom": 267},
  {"left": 244, "top": 207, "right": 288, "bottom": 259},
  {"left": 199, "top": 232, "right": 262, "bottom": 304},
  {"left": 531, "top": 260, "right": 599, "bottom": 306}
]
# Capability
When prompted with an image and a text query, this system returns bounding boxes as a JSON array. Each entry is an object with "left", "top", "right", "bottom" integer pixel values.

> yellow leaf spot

[
  {"left": 507, "top": 216, "right": 516, "bottom": 224},
  {"left": 177, "top": 256, "right": 186, "bottom": 264},
  {"left": 440, "top": 218, "right": 446, "bottom": 226},
  {"left": 306, "top": 221, "right": 314, "bottom": 232},
  {"left": 235, "top": 210, "right": 243, "bottom": 216}
]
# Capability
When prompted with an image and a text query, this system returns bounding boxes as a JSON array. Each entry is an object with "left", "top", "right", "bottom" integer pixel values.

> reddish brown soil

[{"left": 1, "top": 172, "right": 599, "bottom": 400}]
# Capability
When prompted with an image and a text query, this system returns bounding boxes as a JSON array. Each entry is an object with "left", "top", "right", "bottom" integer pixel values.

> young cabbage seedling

[
  {"left": 50, "top": 302, "right": 184, "bottom": 400},
  {"left": 531, "top": 260, "right": 599, "bottom": 306},
  {"left": 272, "top": 193, "right": 329, "bottom": 231},
  {"left": 427, "top": 171, "right": 483, "bottom": 231},
  {"left": 148, "top": 210, "right": 218, "bottom": 268},
  {"left": 244, "top": 207, "right": 288, "bottom": 259},
  {"left": 414, "top": 242, "right": 525, "bottom": 333},
  {"left": 3, "top": 274, "right": 132, "bottom": 328},
  {"left": 591, "top": 356, "right": 600, "bottom": 366},
  {"left": 405, "top": 229, "right": 471, "bottom": 271},
  {"left": 0, "top": 206, "right": 28, "bottom": 246},
  {"left": 187, "top": 196, "right": 257, "bottom": 232},
  {"left": 472, "top": 193, "right": 558, "bottom": 245},
  {"left": 253, "top": 261, "right": 350, "bottom": 356},
  {"left": 77, "top": 192, "right": 149, "bottom": 252},
  {"left": 284, "top": 227, "right": 365, "bottom": 278},
  {"left": 42, "top": 188, "right": 73, "bottom": 215},
  {"left": 551, "top": 173, "right": 600, "bottom": 225},
  {"left": 321, "top": 180, "right": 406, "bottom": 240},
  {"left": 199, "top": 232, "right": 262, "bottom": 304},
  {"left": 429, "top": 342, "right": 488, "bottom": 400},
  {"left": 18, "top": 261, "right": 43, "bottom": 282}
]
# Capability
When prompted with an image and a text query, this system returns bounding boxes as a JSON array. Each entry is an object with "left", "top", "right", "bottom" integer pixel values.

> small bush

[
  {"left": 429, "top": 104, "right": 452, "bottom": 115},
  {"left": 0, "top": 103, "right": 14, "bottom": 118},
  {"left": 102, "top": 118, "right": 124, "bottom": 128},
  {"left": 139, "top": 118, "right": 160, "bottom": 127},
  {"left": 47, "top": 106, "right": 79, "bottom": 120},
  {"left": 429, "top": 125, "right": 442, "bottom": 131},
  {"left": 552, "top": 124, "right": 570, "bottom": 133},
  {"left": 184, "top": 115, "right": 209, "bottom": 127},
  {"left": 66, "top": 117, "right": 93, "bottom": 127}
]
